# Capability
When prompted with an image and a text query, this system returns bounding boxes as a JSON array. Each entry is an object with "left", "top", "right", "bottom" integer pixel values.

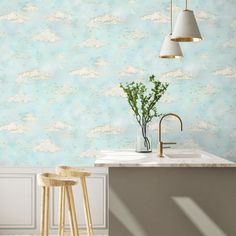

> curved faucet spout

[
  {"left": 159, "top": 113, "right": 183, "bottom": 142},
  {"left": 158, "top": 113, "right": 183, "bottom": 157}
]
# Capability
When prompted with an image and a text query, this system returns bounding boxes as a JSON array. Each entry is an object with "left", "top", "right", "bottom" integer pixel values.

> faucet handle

[
  {"left": 162, "top": 142, "right": 176, "bottom": 149},
  {"left": 159, "top": 141, "right": 177, "bottom": 157},
  {"left": 163, "top": 142, "right": 176, "bottom": 145}
]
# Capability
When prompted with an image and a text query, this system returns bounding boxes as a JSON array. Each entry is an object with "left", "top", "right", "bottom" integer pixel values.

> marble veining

[{"left": 95, "top": 149, "right": 236, "bottom": 167}]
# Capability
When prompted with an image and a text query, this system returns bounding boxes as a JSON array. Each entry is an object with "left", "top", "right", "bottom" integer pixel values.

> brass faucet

[{"left": 158, "top": 113, "right": 183, "bottom": 157}]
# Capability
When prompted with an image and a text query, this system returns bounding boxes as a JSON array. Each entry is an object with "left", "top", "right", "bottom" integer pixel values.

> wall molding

[{"left": 0, "top": 173, "right": 36, "bottom": 229}]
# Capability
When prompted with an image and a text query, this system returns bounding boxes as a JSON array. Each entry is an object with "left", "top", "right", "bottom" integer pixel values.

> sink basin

[{"left": 166, "top": 153, "right": 202, "bottom": 159}]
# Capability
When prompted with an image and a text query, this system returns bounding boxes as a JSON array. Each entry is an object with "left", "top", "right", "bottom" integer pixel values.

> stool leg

[
  {"left": 40, "top": 186, "right": 46, "bottom": 236},
  {"left": 45, "top": 187, "right": 50, "bottom": 236},
  {"left": 81, "top": 177, "right": 94, "bottom": 236},
  {"left": 59, "top": 186, "right": 65, "bottom": 236},
  {"left": 66, "top": 186, "right": 76, "bottom": 236},
  {"left": 68, "top": 186, "right": 79, "bottom": 236}
]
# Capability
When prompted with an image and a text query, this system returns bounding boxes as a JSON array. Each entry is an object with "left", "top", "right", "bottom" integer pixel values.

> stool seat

[
  {"left": 37, "top": 173, "right": 77, "bottom": 187},
  {"left": 56, "top": 166, "right": 90, "bottom": 178}
]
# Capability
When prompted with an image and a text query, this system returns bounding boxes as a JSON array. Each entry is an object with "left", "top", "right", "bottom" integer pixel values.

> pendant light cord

[
  {"left": 185, "top": 0, "right": 188, "bottom": 10},
  {"left": 170, "top": 0, "right": 172, "bottom": 34}
]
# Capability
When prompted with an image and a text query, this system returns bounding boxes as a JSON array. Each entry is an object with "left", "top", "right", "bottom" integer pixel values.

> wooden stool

[
  {"left": 56, "top": 166, "right": 94, "bottom": 236},
  {"left": 37, "top": 173, "right": 79, "bottom": 236}
]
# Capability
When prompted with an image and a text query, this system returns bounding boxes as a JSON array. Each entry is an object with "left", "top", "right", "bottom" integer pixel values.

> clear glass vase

[{"left": 136, "top": 126, "right": 152, "bottom": 153}]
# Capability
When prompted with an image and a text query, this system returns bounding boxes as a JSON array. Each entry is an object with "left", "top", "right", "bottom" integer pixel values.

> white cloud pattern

[
  {"left": 48, "top": 121, "right": 72, "bottom": 131},
  {"left": 160, "top": 94, "right": 176, "bottom": 103},
  {"left": 104, "top": 85, "right": 126, "bottom": 97},
  {"left": 47, "top": 11, "right": 72, "bottom": 22},
  {"left": 34, "top": 139, "right": 60, "bottom": 153},
  {"left": 0, "top": 12, "right": 28, "bottom": 23},
  {"left": 80, "top": 150, "right": 102, "bottom": 158},
  {"left": 161, "top": 69, "right": 192, "bottom": 80},
  {"left": 0, "top": 122, "right": 26, "bottom": 133},
  {"left": 95, "top": 58, "right": 109, "bottom": 66},
  {"left": 214, "top": 67, "right": 236, "bottom": 78},
  {"left": 223, "top": 38, "right": 236, "bottom": 48},
  {"left": 23, "top": 113, "right": 37, "bottom": 122},
  {"left": 201, "top": 84, "right": 219, "bottom": 95},
  {"left": 17, "top": 69, "right": 51, "bottom": 83},
  {"left": 231, "top": 19, "right": 236, "bottom": 29},
  {"left": 120, "top": 66, "right": 143, "bottom": 76},
  {"left": 23, "top": 3, "right": 37, "bottom": 12},
  {"left": 32, "top": 29, "right": 59, "bottom": 42},
  {"left": 88, "top": 15, "right": 123, "bottom": 27},
  {"left": 8, "top": 94, "right": 31, "bottom": 103},
  {"left": 71, "top": 67, "right": 99, "bottom": 78},
  {"left": 189, "top": 121, "right": 217, "bottom": 132},
  {"left": 196, "top": 10, "right": 215, "bottom": 22},
  {"left": 79, "top": 39, "right": 105, "bottom": 48},
  {"left": 141, "top": 12, "right": 168, "bottom": 23},
  {"left": 125, "top": 30, "right": 147, "bottom": 40},
  {"left": 88, "top": 125, "right": 123, "bottom": 138}
]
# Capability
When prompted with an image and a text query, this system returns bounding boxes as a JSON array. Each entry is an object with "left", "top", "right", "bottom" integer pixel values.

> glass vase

[{"left": 136, "top": 125, "right": 152, "bottom": 153}]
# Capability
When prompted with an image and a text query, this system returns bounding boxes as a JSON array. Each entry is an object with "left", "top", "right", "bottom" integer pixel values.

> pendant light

[
  {"left": 160, "top": 0, "right": 183, "bottom": 58},
  {"left": 171, "top": 0, "right": 202, "bottom": 42}
]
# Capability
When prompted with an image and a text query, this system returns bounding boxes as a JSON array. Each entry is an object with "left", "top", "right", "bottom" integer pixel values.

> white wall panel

[{"left": 0, "top": 174, "right": 35, "bottom": 229}]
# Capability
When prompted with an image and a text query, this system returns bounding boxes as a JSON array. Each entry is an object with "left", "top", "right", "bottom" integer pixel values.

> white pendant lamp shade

[
  {"left": 171, "top": 10, "right": 202, "bottom": 42},
  {"left": 159, "top": 34, "right": 183, "bottom": 58}
]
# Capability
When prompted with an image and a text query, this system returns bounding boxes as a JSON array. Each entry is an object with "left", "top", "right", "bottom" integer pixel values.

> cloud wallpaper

[{"left": 0, "top": 0, "right": 235, "bottom": 166}]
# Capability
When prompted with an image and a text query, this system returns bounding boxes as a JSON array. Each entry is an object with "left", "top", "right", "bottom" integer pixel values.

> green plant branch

[{"left": 120, "top": 75, "right": 169, "bottom": 151}]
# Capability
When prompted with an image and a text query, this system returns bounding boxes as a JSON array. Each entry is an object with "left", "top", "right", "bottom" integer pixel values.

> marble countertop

[{"left": 94, "top": 149, "right": 236, "bottom": 167}]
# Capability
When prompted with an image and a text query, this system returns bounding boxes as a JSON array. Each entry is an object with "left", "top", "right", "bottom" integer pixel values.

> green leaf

[{"left": 120, "top": 75, "right": 169, "bottom": 126}]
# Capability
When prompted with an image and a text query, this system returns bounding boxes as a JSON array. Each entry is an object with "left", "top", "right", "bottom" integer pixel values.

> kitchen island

[{"left": 95, "top": 149, "right": 236, "bottom": 236}]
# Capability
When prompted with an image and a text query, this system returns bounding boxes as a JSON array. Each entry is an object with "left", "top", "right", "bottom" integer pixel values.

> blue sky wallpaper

[{"left": 0, "top": 0, "right": 235, "bottom": 166}]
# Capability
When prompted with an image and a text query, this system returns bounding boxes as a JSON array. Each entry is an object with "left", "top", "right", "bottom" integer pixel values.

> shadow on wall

[
  {"left": 109, "top": 167, "right": 236, "bottom": 236},
  {"left": 173, "top": 197, "right": 227, "bottom": 236}
]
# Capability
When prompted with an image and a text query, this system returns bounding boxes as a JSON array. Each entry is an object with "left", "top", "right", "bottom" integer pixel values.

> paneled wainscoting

[{"left": 0, "top": 167, "right": 108, "bottom": 236}]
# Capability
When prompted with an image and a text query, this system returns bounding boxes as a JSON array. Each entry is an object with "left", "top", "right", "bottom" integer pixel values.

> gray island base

[{"left": 95, "top": 149, "right": 236, "bottom": 236}]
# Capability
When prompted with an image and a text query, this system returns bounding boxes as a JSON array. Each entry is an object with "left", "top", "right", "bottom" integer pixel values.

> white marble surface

[{"left": 94, "top": 149, "right": 236, "bottom": 167}]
